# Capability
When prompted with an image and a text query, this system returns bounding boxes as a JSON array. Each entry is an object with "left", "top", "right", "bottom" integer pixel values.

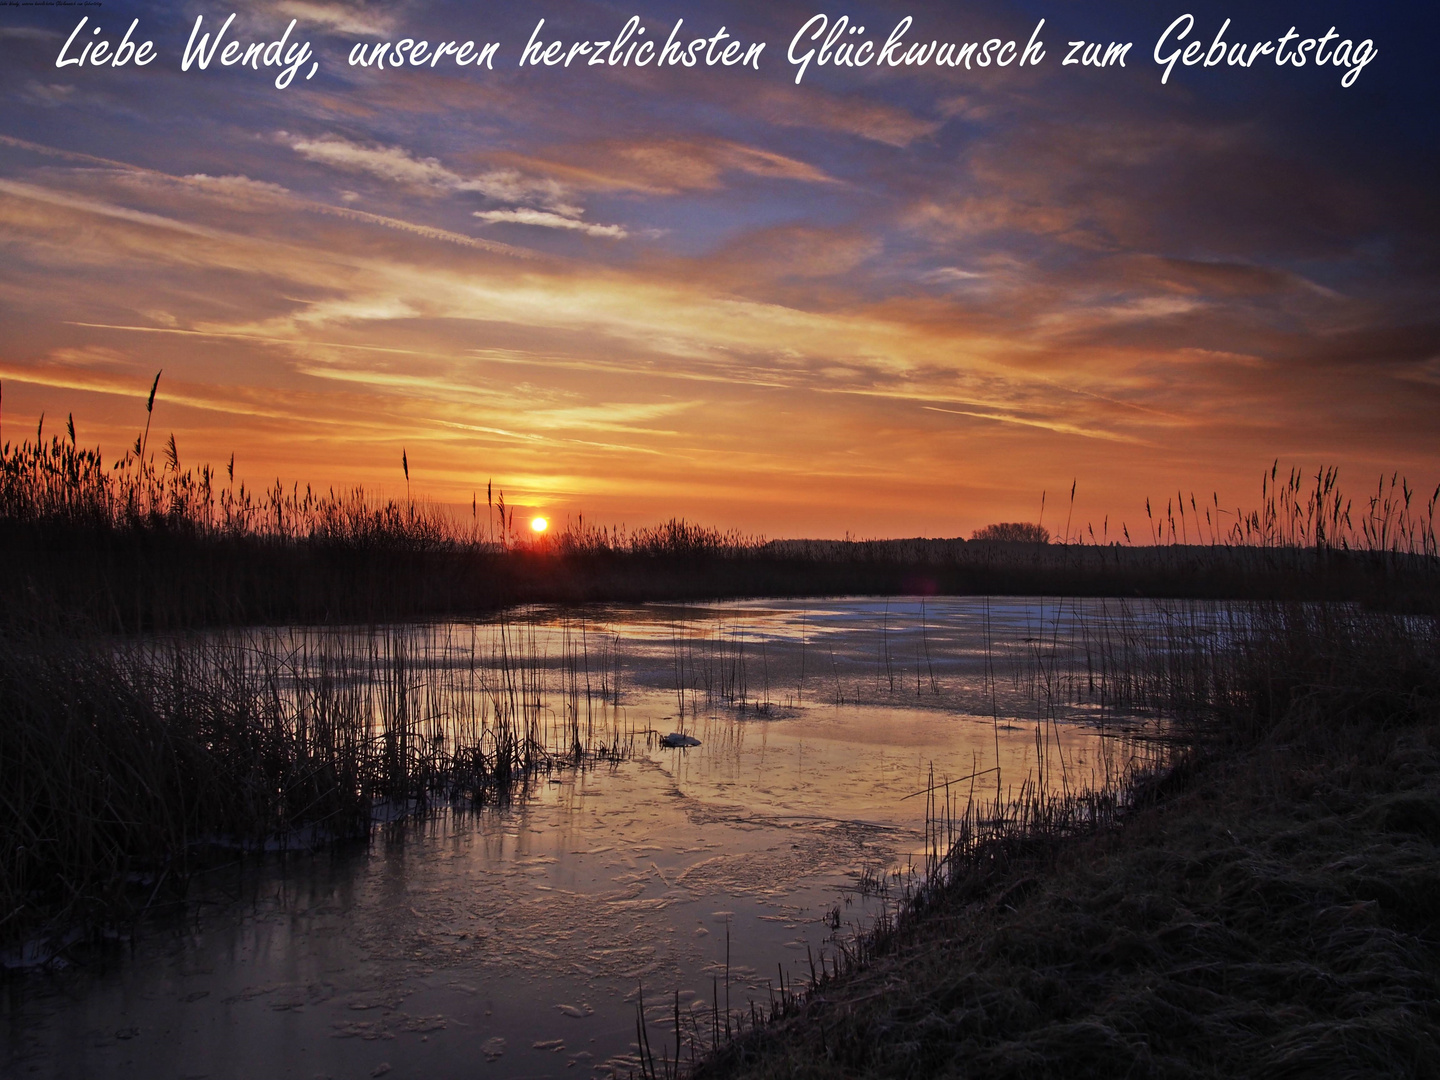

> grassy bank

[{"left": 701, "top": 605, "right": 1440, "bottom": 1078}]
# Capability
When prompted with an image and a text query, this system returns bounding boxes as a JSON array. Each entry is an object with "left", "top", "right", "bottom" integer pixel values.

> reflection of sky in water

[{"left": 3, "top": 597, "right": 1217, "bottom": 1079}]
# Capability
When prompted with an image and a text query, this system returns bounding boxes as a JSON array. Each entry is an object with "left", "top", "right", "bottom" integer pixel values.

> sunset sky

[{"left": 1, "top": 0, "right": 1435, "bottom": 538}]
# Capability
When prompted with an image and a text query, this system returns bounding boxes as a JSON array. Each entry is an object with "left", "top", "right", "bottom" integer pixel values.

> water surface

[{"left": 3, "top": 596, "right": 1204, "bottom": 1079}]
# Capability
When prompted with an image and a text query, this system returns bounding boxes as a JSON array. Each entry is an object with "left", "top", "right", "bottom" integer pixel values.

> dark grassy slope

[{"left": 704, "top": 608, "right": 1440, "bottom": 1080}]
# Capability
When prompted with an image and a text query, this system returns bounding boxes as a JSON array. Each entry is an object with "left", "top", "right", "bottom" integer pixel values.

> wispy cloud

[
  {"left": 747, "top": 86, "right": 940, "bottom": 148},
  {"left": 268, "top": 1, "right": 397, "bottom": 37},
  {"left": 184, "top": 174, "right": 292, "bottom": 204},
  {"left": 922, "top": 405, "right": 1142, "bottom": 444},
  {"left": 284, "top": 132, "right": 634, "bottom": 238},
  {"left": 921, "top": 267, "right": 987, "bottom": 286},
  {"left": 474, "top": 208, "right": 626, "bottom": 238},
  {"left": 497, "top": 138, "right": 835, "bottom": 196},
  {"left": 2, "top": 5, "right": 1434, "bottom": 537},
  {"left": 286, "top": 133, "right": 576, "bottom": 211},
  {"left": 20, "top": 81, "right": 75, "bottom": 108}
]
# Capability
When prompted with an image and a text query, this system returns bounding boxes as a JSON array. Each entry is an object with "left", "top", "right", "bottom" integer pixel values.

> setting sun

[{"left": 530, "top": 516, "right": 548, "bottom": 534}]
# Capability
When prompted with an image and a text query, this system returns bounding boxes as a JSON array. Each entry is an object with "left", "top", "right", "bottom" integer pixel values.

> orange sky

[{"left": 2, "top": 1, "right": 1436, "bottom": 538}]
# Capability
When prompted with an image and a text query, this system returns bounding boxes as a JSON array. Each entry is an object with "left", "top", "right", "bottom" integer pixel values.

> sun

[{"left": 530, "top": 516, "right": 548, "bottom": 534}]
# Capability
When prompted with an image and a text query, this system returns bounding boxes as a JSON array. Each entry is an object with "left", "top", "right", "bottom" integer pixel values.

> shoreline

[{"left": 701, "top": 608, "right": 1440, "bottom": 1078}]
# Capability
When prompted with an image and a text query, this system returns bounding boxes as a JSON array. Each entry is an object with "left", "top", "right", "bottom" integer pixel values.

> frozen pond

[{"left": 2, "top": 596, "right": 1214, "bottom": 1079}]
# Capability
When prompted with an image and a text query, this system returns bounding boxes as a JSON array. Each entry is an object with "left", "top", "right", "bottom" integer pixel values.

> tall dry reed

[{"left": 0, "top": 619, "right": 632, "bottom": 955}]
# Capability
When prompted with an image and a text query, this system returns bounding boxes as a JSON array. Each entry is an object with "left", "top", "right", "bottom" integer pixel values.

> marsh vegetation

[
  {"left": 2, "top": 405, "right": 1437, "bottom": 631},
  {"left": 701, "top": 601, "right": 1440, "bottom": 1079},
  {"left": 3, "top": 400, "right": 1439, "bottom": 1077}
]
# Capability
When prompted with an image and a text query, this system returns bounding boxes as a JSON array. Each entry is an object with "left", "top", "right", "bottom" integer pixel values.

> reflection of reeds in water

[
  {"left": 691, "top": 600, "right": 1440, "bottom": 1079},
  {"left": 903, "top": 597, "right": 1270, "bottom": 897},
  {"left": 668, "top": 621, "right": 764, "bottom": 720},
  {"left": 627, "top": 603, "right": 1195, "bottom": 1074},
  {"left": 0, "top": 616, "right": 633, "bottom": 950},
  {"left": 669, "top": 598, "right": 1440, "bottom": 1078}
]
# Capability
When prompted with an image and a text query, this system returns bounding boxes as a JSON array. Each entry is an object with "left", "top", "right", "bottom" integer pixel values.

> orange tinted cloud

[{"left": 0, "top": 0, "right": 1435, "bottom": 538}]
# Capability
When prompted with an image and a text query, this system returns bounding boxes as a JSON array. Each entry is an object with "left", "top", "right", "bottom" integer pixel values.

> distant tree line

[{"left": 971, "top": 522, "right": 1051, "bottom": 543}]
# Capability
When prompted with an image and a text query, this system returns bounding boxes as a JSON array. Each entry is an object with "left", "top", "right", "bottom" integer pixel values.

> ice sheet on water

[{"left": 7, "top": 597, "right": 1190, "bottom": 1080}]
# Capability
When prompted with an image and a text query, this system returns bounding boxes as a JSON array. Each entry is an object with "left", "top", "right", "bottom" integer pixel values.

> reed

[
  {"left": 0, "top": 618, "right": 633, "bottom": 957},
  {"left": 697, "top": 599, "right": 1440, "bottom": 1079},
  {"left": 3, "top": 407, "right": 1438, "bottom": 633}
]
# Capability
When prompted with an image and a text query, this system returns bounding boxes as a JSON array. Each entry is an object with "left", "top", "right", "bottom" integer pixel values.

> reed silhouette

[{"left": 2, "top": 401, "right": 1436, "bottom": 632}]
